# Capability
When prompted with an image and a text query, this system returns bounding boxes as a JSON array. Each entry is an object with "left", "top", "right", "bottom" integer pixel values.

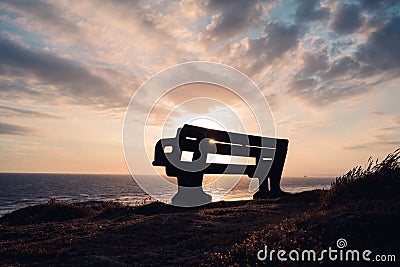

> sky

[{"left": 0, "top": 0, "right": 399, "bottom": 176}]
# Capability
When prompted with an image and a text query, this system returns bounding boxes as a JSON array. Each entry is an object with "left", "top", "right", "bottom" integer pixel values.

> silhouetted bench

[{"left": 153, "top": 124, "right": 288, "bottom": 205}]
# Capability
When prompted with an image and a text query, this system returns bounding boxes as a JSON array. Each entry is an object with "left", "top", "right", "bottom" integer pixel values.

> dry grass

[
  {"left": 205, "top": 149, "right": 400, "bottom": 266},
  {"left": 322, "top": 149, "right": 400, "bottom": 209}
]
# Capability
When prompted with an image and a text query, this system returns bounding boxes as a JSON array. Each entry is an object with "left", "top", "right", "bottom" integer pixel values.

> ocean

[{"left": 0, "top": 173, "right": 335, "bottom": 216}]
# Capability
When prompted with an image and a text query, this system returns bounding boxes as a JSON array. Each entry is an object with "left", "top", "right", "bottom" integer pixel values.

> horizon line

[{"left": 0, "top": 172, "right": 338, "bottom": 178}]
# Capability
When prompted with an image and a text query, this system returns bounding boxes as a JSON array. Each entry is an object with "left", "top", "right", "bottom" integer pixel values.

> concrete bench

[{"left": 153, "top": 124, "right": 289, "bottom": 205}]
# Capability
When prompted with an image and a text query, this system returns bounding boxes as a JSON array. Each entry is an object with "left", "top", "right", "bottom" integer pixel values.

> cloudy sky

[{"left": 0, "top": 0, "right": 399, "bottom": 176}]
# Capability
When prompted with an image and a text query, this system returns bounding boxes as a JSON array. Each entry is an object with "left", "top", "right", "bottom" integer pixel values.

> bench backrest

[{"left": 153, "top": 124, "right": 288, "bottom": 177}]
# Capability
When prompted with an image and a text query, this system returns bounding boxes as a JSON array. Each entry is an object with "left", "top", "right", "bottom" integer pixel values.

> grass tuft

[
  {"left": 322, "top": 148, "right": 400, "bottom": 209},
  {"left": 205, "top": 149, "right": 400, "bottom": 266}
]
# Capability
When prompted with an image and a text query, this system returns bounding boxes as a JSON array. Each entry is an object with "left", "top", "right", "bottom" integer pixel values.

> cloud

[
  {"left": 342, "top": 145, "right": 367, "bottom": 150},
  {"left": 331, "top": 3, "right": 364, "bottom": 35},
  {"left": 256, "top": 22, "right": 301, "bottom": 62},
  {"left": 89, "top": 0, "right": 178, "bottom": 43},
  {"left": 380, "top": 126, "right": 399, "bottom": 131},
  {"left": 359, "top": 0, "right": 399, "bottom": 11},
  {"left": 321, "top": 56, "right": 359, "bottom": 80},
  {"left": 1, "top": 0, "right": 193, "bottom": 77},
  {"left": 290, "top": 77, "right": 316, "bottom": 90},
  {"left": 394, "top": 116, "right": 400, "bottom": 126},
  {"left": 289, "top": 9, "right": 400, "bottom": 106},
  {"left": 0, "top": 122, "right": 37, "bottom": 136},
  {"left": 342, "top": 112, "right": 399, "bottom": 151},
  {"left": 198, "top": 0, "right": 277, "bottom": 42},
  {"left": 0, "top": 36, "right": 125, "bottom": 107},
  {"left": 297, "top": 52, "right": 329, "bottom": 77},
  {"left": 0, "top": 79, "right": 41, "bottom": 98},
  {"left": 218, "top": 21, "right": 301, "bottom": 75},
  {"left": 289, "top": 72, "right": 380, "bottom": 106},
  {"left": 295, "top": 0, "right": 330, "bottom": 23},
  {"left": 0, "top": 0, "right": 398, "bottom": 115},
  {"left": 0, "top": 0, "right": 82, "bottom": 40},
  {"left": 0, "top": 105, "right": 64, "bottom": 119},
  {"left": 356, "top": 16, "right": 400, "bottom": 76},
  {"left": 343, "top": 141, "right": 400, "bottom": 150}
]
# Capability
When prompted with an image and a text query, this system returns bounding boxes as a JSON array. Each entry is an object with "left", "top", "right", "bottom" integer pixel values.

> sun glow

[{"left": 186, "top": 117, "right": 226, "bottom": 131}]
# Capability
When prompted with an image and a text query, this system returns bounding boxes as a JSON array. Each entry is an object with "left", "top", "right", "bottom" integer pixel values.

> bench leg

[
  {"left": 172, "top": 172, "right": 212, "bottom": 206},
  {"left": 253, "top": 177, "right": 269, "bottom": 199},
  {"left": 253, "top": 140, "right": 288, "bottom": 199},
  {"left": 176, "top": 172, "right": 203, "bottom": 187}
]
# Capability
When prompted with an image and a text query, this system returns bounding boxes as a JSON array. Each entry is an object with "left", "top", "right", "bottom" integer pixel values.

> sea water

[{"left": 0, "top": 173, "right": 335, "bottom": 216}]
